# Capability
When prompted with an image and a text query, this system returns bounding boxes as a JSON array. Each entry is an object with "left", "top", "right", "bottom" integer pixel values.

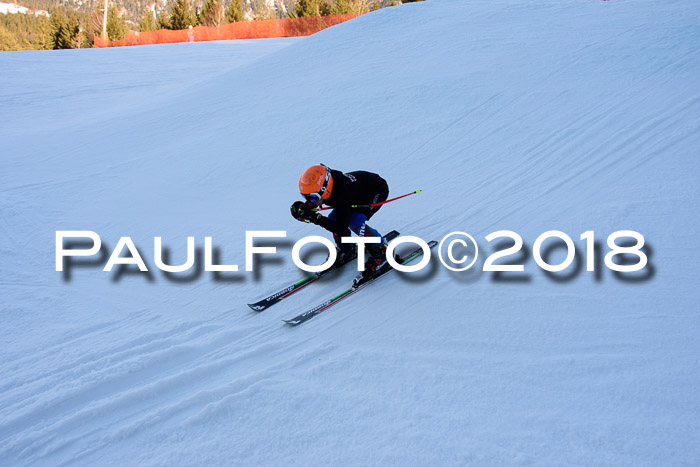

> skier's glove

[{"left": 290, "top": 201, "right": 320, "bottom": 224}]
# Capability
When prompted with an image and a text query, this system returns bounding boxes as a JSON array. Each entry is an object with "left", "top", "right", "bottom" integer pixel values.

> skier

[{"left": 291, "top": 164, "right": 389, "bottom": 283}]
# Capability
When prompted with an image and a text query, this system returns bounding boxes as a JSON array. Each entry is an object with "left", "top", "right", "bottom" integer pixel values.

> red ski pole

[{"left": 319, "top": 189, "right": 421, "bottom": 211}]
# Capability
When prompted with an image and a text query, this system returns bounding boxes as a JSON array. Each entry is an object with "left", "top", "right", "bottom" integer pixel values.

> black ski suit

[{"left": 316, "top": 169, "right": 389, "bottom": 241}]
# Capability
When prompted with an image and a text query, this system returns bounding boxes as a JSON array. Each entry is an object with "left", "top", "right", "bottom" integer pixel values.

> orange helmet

[{"left": 299, "top": 164, "right": 334, "bottom": 200}]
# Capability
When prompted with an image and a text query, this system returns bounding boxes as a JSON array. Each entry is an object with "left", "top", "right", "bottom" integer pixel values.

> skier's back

[{"left": 291, "top": 164, "right": 389, "bottom": 282}]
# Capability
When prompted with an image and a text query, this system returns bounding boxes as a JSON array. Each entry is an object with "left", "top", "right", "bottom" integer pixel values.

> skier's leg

[
  {"left": 328, "top": 209, "right": 354, "bottom": 266},
  {"left": 349, "top": 211, "right": 387, "bottom": 280},
  {"left": 327, "top": 209, "right": 342, "bottom": 246}
]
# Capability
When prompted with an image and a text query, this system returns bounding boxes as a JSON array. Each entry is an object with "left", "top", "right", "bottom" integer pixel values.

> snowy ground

[{"left": 1, "top": 0, "right": 699, "bottom": 465}]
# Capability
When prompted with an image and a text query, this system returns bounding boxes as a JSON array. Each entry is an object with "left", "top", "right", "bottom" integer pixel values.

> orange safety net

[{"left": 94, "top": 13, "right": 362, "bottom": 48}]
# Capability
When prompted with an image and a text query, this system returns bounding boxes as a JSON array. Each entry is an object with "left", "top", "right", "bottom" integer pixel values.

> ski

[
  {"left": 247, "top": 230, "right": 399, "bottom": 311},
  {"left": 283, "top": 240, "right": 437, "bottom": 326}
]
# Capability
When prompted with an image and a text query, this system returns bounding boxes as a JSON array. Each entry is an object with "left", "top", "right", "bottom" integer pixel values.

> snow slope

[{"left": 1, "top": 0, "right": 699, "bottom": 464}]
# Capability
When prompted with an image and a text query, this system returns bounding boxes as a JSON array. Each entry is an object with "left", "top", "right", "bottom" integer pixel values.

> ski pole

[{"left": 319, "top": 189, "right": 421, "bottom": 211}]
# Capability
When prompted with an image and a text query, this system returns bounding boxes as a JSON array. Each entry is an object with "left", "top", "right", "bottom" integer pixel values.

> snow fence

[{"left": 94, "top": 13, "right": 362, "bottom": 48}]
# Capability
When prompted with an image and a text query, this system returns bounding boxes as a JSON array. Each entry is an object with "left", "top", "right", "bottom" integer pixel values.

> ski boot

[
  {"left": 329, "top": 243, "right": 357, "bottom": 270},
  {"left": 353, "top": 239, "right": 388, "bottom": 288}
]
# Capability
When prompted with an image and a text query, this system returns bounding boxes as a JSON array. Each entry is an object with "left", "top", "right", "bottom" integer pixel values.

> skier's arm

[{"left": 316, "top": 207, "right": 352, "bottom": 238}]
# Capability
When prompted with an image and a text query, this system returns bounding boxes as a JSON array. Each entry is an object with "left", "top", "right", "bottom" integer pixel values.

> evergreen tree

[
  {"left": 225, "top": 0, "right": 243, "bottom": 23},
  {"left": 331, "top": 0, "right": 369, "bottom": 14},
  {"left": 0, "top": 12, "right": 52, "bottom": 51},
  {"left": 69, "top": 14, "right": 90, "bottom": 48},
  {"left": 33, "top": 15, "right": 53, "bottom": 49},
  {"left": 294, "top": 0, "right": 331, "bottom": 17},
  {"left": 169, "top": 0, "right": 198, "bottom": 30},
  {"left": 201, "top": 0, "right": 225, "bottom": 27},
  {"left": 88, "top": 5, "right": 129, "bottom": 42},
  {"left": 0, "top": 25, "right": 21, "bottom": 51},
  {"left": 50, "top": 8, "right": 79, "bottom": 49},
  {"left": 106, "top": 6, "right": 130, "bottom": 39},
  {"left": 157, "top": 12, "right": 171, "bottom": 30},
  {"left": 140, "top": 8, "right": 158, "bottom": 31}
]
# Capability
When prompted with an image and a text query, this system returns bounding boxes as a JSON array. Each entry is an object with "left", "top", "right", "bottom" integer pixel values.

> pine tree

[
  {"left": 331, "top": 0, "right": 369, "bottom": 14},
  {"left": 0, "top": 25, "right": 21, "bottom": 51},
  {"left": 106, "top": 6, "right": 129, "bottom": 40},
  {"left": 0, "top": 12, "right": 52, "bottom": 50},
  {"left": 169, "top": 0, "right": 198, "bottom": 30},
  {"left": 50, "top": 8, "right": 78, "bottom": 49},
  {"left": 33, "top": 15, "right": 53, "bottom": 50},
  {"left": 88, "top": 5, "right": 129, "bottom": 42},
  {"left": 140, "top": 7, "right": 158, "bottom": 31},
  {"left": 69, "top": 14, "right": 90, "bottom": 48},
  {"left": 201, "top": 0, "right": 225, "bottom": 27},
  {"left": 157, "top": 12, "right": 171, "bottom": 30},
  {"left": 225, "top": 0, "right": 243, "bottom": 23},
  {"left": 294, "top": 0, "right": 331, "bottom": 17}
]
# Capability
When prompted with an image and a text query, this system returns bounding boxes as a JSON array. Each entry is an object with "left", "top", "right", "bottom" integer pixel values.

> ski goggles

[{"left": 303, "top": 192, "right": 323, "bottom": 203}]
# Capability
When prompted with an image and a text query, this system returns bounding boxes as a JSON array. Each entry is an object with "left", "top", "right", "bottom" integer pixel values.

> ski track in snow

[{"left": 1, "top": 0, "right": 700, "bottom": 465}]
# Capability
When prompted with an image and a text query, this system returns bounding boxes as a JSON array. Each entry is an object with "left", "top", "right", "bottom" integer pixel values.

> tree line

[
  {"left": 0, "top": 0, "right": 421, "bottom": 51},
  {"left": 0, "top": 5, "right": 132, "bottom": 50}
]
